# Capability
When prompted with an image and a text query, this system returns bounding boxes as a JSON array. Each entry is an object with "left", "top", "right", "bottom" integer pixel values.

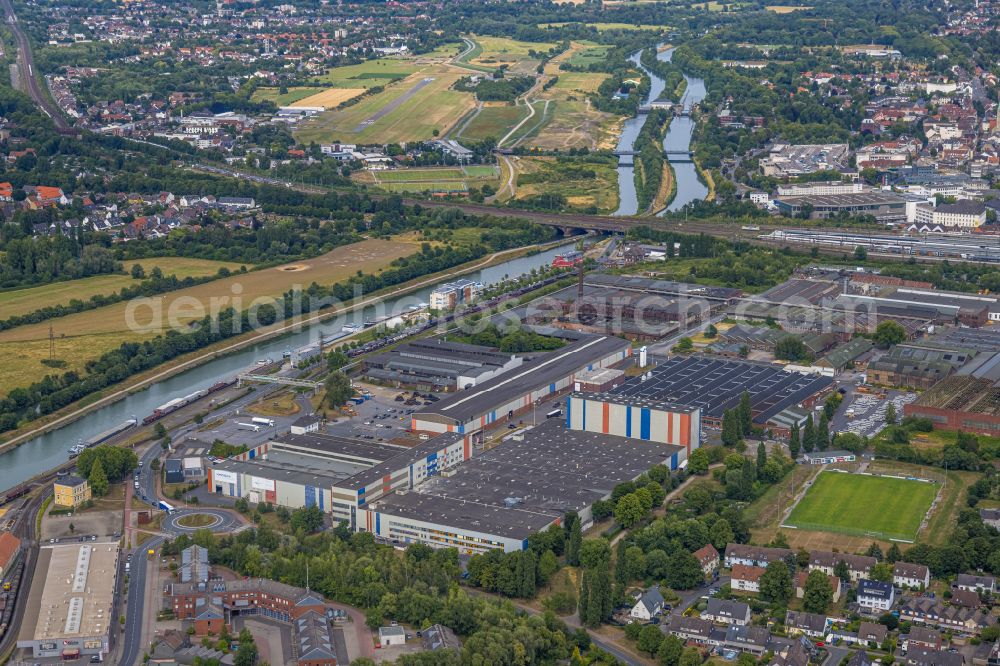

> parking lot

[
  {"left": 835, "top": 389, "right": 917, "bottom": 438},
  {"left": 324, "top": 383, "right": 440, "bottom": 443}
]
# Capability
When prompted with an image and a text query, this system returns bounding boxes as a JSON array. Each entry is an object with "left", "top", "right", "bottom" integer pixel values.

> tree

[
  {"left": 802, "top": 414, "right": 815, "bottom": 453},
  {"left": 679, "top": 647, "right": 704, "bottom": 666},
  {"left": 579, "top": 539, "right": 611, "bottom": 570},
  {"left": 886, "top": 543, "right": 903, "bottom": 563},
  {"left": 326, "top": 350, "right": 349, "bottom": 370},
  {"left": 324, "top": 371, "right": 354, "bottom": 408},
  {"left": 866, "top": 543, "right": 884, "bottom": 561},
  {"left": 873, "top": 320, "right": 906, "bottom": 348},
  {"left": 705, "top": 324, "right": 718, "bottom": 338},
  {"left": 131, "top": 263, "right": 145, "bottom": 279},
  {"left": 666, "top": 550, "right": 704, "bottom": 590},
  {"left": 538, "top": 550, "right": 559, "bottom": 585},
  {"left": 817, "top": 412, "right": 830, "bottom": 451},
  {"left": 756, "top": 442, "right": 767, "bottom": 473},
  {"left": 854, "top": 245, "right": 868, "bottom": 260},
  {"left": 578, "top": 571, "right": 591, "bottom": 627},
  {"left": 566, "top": 515, "right": 582, "bottom": 566},
  {"left": 722, "top": 410, "right": 741, "bottom": 446},
  {"left": 871, "top": 562, "right": 894, "bottom": 583},
  {"left": 615, "top": 540, "right": 629, "bottom": 586},
  {"left": 290, "top": 505, "right": 324, "bottom": 533},
  {"left": 759, "top": 560, "right": 793, "bottom": 604},
  {"left": 674, "top": 337, "right": 694, "bottom": 353},
  {"left": 803, "top": 569, "right": 833, "bottom": 614},
  {"left": 739, "top": 391, "right": 752, "bottom": 437},
  {"left": 833, "top": 560, "right": 850, "bottom": 583},
  {"left": 688, "top": 448, "right": 710, "bottom": 475},
  {"left": 639, "top": 625, "right": 665, "bottom": 655},
  {"left": 89, "top": 458, "right": 109, "bottom": 497},
  {"left": 789, "top": 426, "right": 801, "bottom": 459},
  {"left": 775, "top": 336, "right": 808, "bottom": 362},
  {"left": 885, "top": 403, "right": 897, "bottom": 425},
  {"left": 710, "top": 518, "right": 734, "bottom": 551},
  {"left": 615, "top": 494, "right": 645, "bottom": 528},
  {"left": 658, "top": 634, "right": 684, "bottom": 666}
]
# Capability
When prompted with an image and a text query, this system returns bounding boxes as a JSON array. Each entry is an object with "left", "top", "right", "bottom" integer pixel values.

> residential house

[
  {"left": 695, "top": 544, "right": 720, "bottom": 577},
  {"left": 630, "top": 586, "right": 665, "bottom": 621},
  {"left": 903, "top": 627, "right": 944, "bottom": 653},
  {"left": 725, "top": 625, "right": 771, "bottom": 656},
  {"left": 857, "top": 579, "right": 895, "bottom": 612},
  {"left": 422, "top": 624, "right": 460, "bottom": 653},
  {"left": 665, "top": 616, "right": 721, "bottom": 647},
  {"left": 725, "top": 544, "right": 793, "bottom": 568},
  {"left": 731, "top": 564, "right": 766, "bottom": 594},
  {"left": 785, "top": 610, "right": 828, "bottom": 638},
  {"left": 847, "top": 651, "right": 875, "bottom": 666},
  {"left": 795, "top": 570, "right": 842, "bottom": 602},
  {"left": 971, "top": 641, "right": 1000, "bottom": 666},
  {"left": 955, "top": 575, "right": 996, "bottom": 594},
  {"left": 895, "top": 562, "right": 931, "bottom": 590},
  {"left": 904, "top": 648, "right": 965, "bottom": 666},
  {"left": 950, "top": 589, "right": 984, "bottom": 609},
  {"left": 980, "top": 508, "right": 1000, "bottom": 530},
  {"left": 703, "top": 599, "right": 751, "bottom": 626},
  {"left": 809, "top": 551, "right": 875, "bottom": 582},
  {"left": 899, "top": 598, "right": 996, "bottom": 634},
  {"left": 217, "top": 196, "right": 256, "bottom": 210},
  {"left": 857, "top": 622, "right": 889, "bottom": 647},
  {"left": 769, "top": 637, "right": 812, "bottom": 666}
]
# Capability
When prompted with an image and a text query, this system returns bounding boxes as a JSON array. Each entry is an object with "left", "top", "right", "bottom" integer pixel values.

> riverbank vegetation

[
  {"left": 633, "top": 109, "right": 670, "bottom": 213},
  {"left": 0, "top": 208, "right": 554, "bottom": 435}
]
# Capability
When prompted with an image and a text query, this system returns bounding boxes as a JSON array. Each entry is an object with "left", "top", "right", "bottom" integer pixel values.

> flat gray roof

[
  {"left": 415, "top": 332, "right": 629, "bottom": 423},
  {"left": 369, "top": 419, "right": 681, "bottom": 540}
]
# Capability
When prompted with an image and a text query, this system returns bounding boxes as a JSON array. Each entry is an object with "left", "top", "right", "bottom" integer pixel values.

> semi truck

[
  {"left": 236, "top": 422, "right": 261, "bottom": 432},
  {"left": 251, "top": 417, "right": 275, "bottom": 427}
]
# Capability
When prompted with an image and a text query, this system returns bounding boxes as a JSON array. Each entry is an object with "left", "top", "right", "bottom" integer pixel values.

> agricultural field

[
  {"left": 0, "top": 239, "right": 420, "bottom": 396},
  {"left": 0, "top": 257, "right": 245, "bottom": 319},
  {"left": 358, "top": 165, "right": 500, "bottom": 194},
  {"left": 459, "top": 104, "right": 530, "bottom": 142},
  {"left": 316, "top": 58, "right": 421, "bottom": 87},
  {"left": 290, "top": 88, "right": 366, "bottom": 109},
  {"left": 513, "top": 155, "right": 618, "bottom": 213},
  {"left": 784, "top": 471, "right": 938, "bottom": 542},
  {"left": 464, "top": 35, "right": 556, "bottom": 76},
  {"left": 766, "top": 5, "right": 812, "bottom": 12},
  {"left": 563, "top": 42, "right": 614, "bottom": 68},
  {"left": 251, "top": 86, "right": 326, "bottom": 106},
  {"left": 539, "top": 22, "right": 667, "bottom": 32},
  {"left": 295, "top": 64, "right": 474, "bottom": 144}
]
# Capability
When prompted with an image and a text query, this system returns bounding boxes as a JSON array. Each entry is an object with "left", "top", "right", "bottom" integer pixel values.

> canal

[
  {"left": 0, "top": 244, "right": 573, "bottom": 488},
  {"left": 613, "top": 46, "right": 708, "bottom": 216}
]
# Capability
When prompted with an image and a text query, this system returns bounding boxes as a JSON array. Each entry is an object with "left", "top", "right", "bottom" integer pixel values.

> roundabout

[{"left": 162, "top": 508, "right": 240, "bottom": 534}]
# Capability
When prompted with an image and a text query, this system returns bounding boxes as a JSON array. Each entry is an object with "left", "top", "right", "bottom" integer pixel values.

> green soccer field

[{"left": 785, "top": 472, "right": 938, "bottom": 541}]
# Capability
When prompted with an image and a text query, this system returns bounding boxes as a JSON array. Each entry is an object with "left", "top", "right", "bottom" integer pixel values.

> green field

[
  {"left": 251, "top": 86, "right": 322, "bottom": 106},
  {"left": 295, "top": 64, "right": 475, "bottom": 144},
  {"left": 317, "top": 59, "right": 420, "bottom": 85},
  {"left": 564, "top": 43, "right": 614, "bottom": 67},
  {"left": 364, "top": 166, "right": 499, "bottom": 194},
  {"left": 0, "top": 257, "right": 246, "bottom": 319},
  {"left": 460, "top": 105, "right": 530, "bottom": 142},
  {"left": 785, "top": 472, "right": 938, "bottom": 541}
]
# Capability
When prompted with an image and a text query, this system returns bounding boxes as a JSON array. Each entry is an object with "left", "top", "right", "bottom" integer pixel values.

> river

[
  {"left": 0, "top": 244, "right": 572, "bottom": 488},
  {"left": 613, "top": 46, "right": 707, "bottom": 216}
]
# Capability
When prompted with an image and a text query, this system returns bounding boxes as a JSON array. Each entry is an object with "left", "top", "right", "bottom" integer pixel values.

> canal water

[
  {"left": 0, "top": 244, "right": 572, "bottom": 488},
  {"left": 613, "top": 46, "right": 708, "bottom": 216}
]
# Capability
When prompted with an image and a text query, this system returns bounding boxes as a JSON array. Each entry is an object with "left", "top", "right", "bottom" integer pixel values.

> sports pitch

[{"left": 784, "top": 471, "right": 938, "bottom": 541}]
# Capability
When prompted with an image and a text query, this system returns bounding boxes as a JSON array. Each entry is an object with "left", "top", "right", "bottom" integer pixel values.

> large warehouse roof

[
  {"left": 369, "top": 419, "right": 681, "bottom": 541},
  {"left": 612, "top": 356, "right": 833, "bottom": 423},
  {"left": 414, "top": 331, "right": 629, "bottom": 424},
  {"left": 24, "top": 542, "right": 119, "bottom": 644}
]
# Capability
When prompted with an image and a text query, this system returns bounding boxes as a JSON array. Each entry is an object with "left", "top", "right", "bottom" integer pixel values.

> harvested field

[
  {"left": 291, "top": 87, "right": 366, "bottom": 109},
  {"left": 0, "top": 257, "right": 245, "bottom": 319},
  {"left": 0, "top": 239, "right": 420, "bottom": 395}
]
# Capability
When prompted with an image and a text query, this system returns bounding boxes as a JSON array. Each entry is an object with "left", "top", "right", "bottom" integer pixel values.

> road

[
  {"left": 0, "top": 0, "right": 68, "bottom": 130},
  {"left": 118, "top": 434, "right": 250, "bottom": 666}
]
